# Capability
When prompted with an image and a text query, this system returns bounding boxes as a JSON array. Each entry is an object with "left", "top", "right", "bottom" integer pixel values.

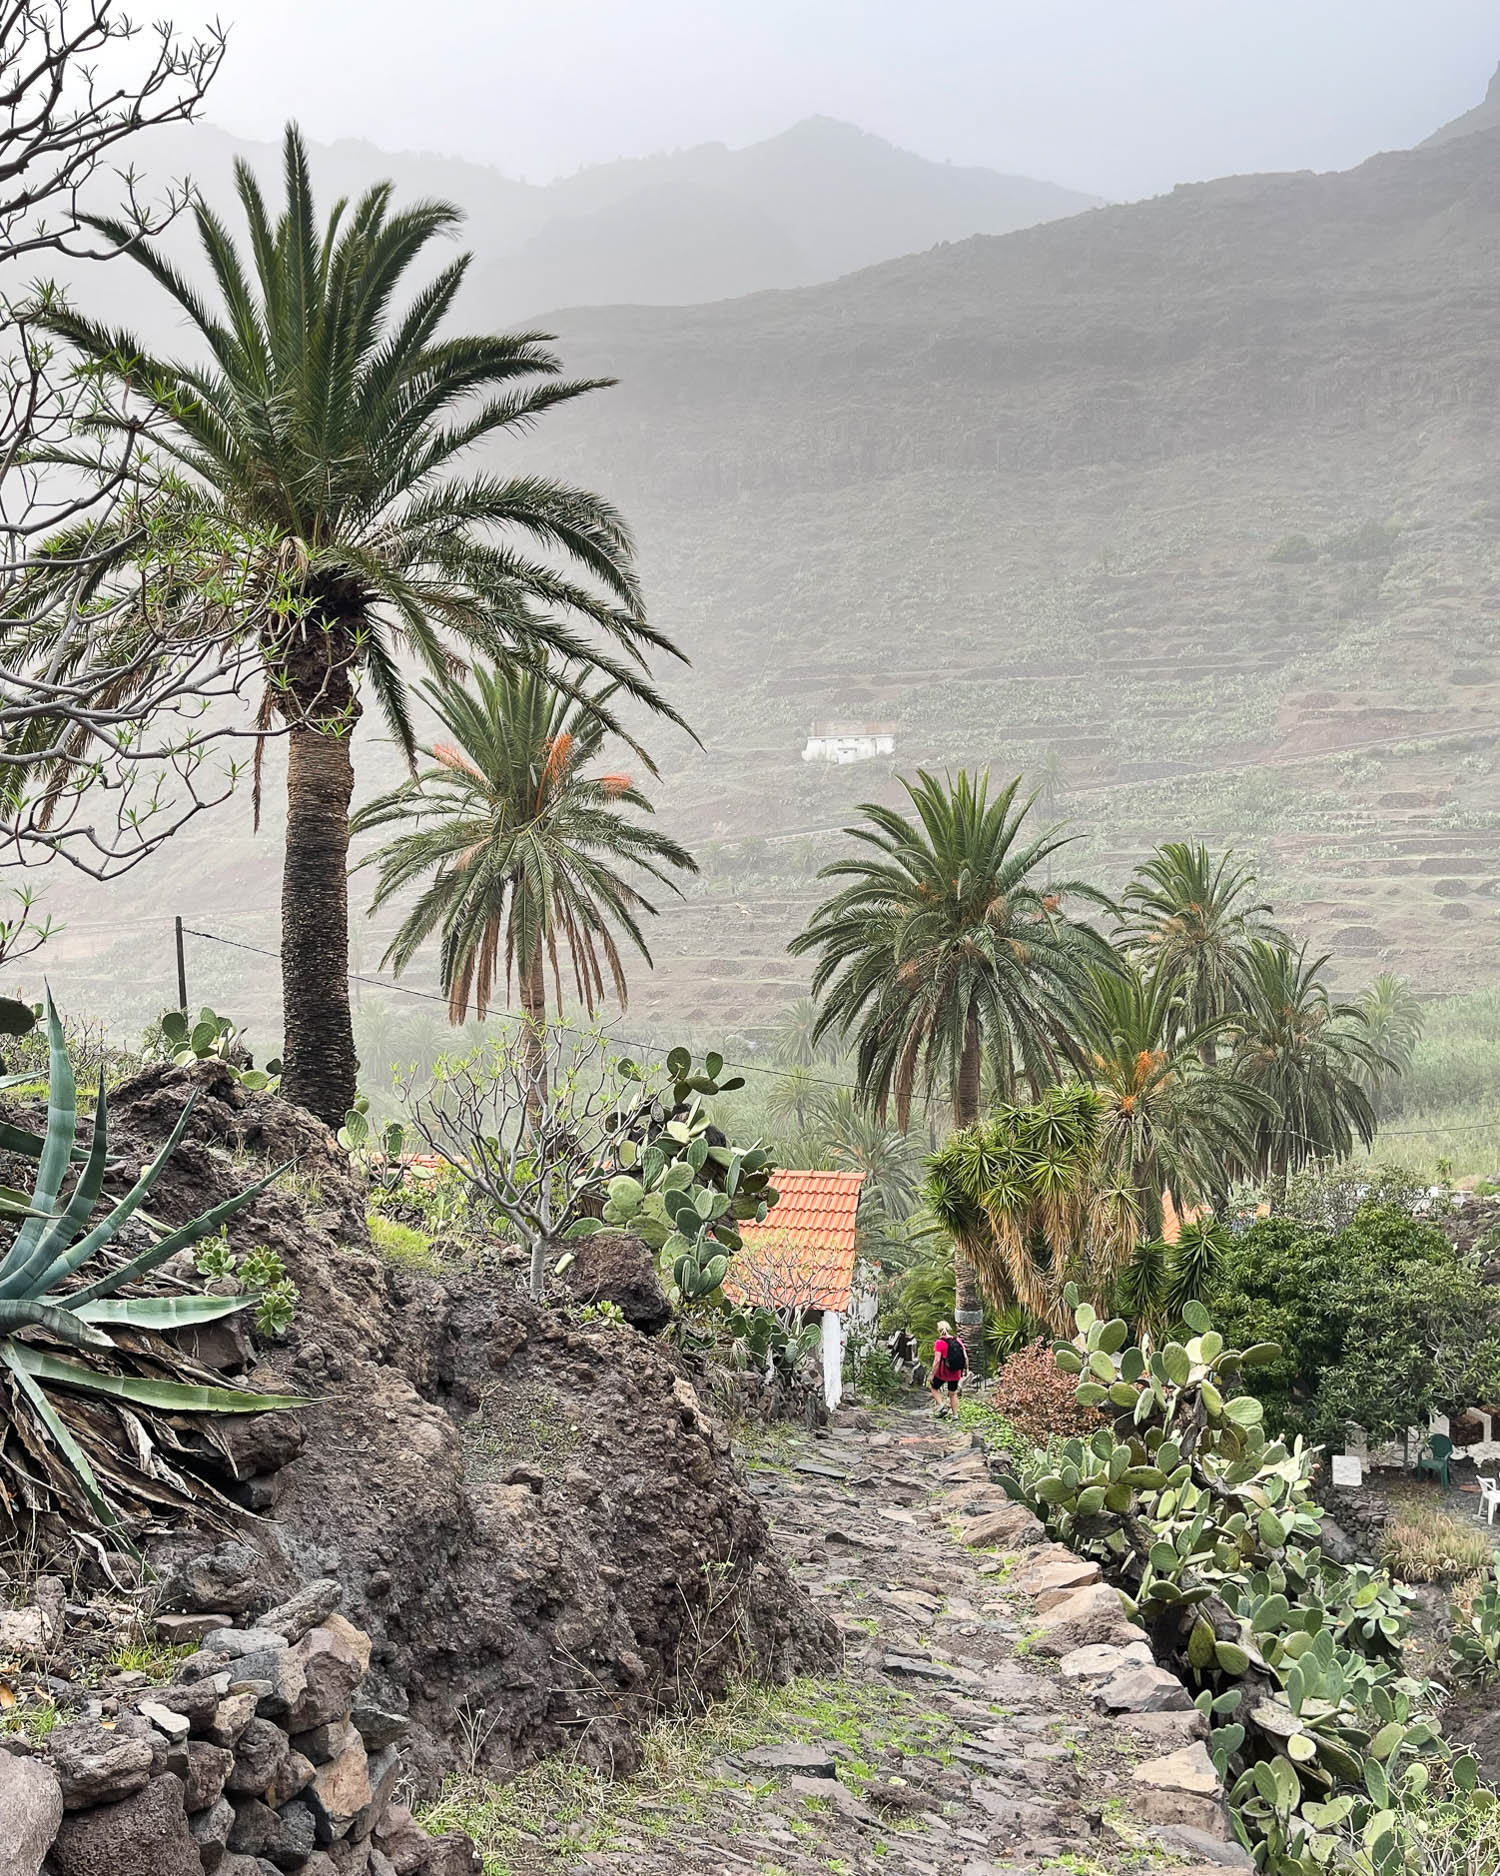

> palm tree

[
  {"left": 790, "top": 769, "right": 1114, "bottom": 1338},
  {"left": 1229, "top": 941, "right": 1390, "bottom": 1206},
  {"left": 816, "top": 1086, "right": 923, "bottom": 1224},
  {"left": 1352, "top": 973, "right": 1424, "bottom": 1117},
  {"left": 774, "top": 995, "right": 842, "bottom": 1069},
  {"left": 352, "top": 660, "right": 695, "bottom": 1085},
  {"left": 925, "top": 1083, "right": 1138, "bottom": 1332},
  {"left": 1117, "top": 844, "right": 1284, "bottom": 1065},
  {"left": 1079, "top": 962, "right": 1266, "bottom": 1239},
  {"left": 27, "top": 126, "right": 681, "bottom": 1124}
]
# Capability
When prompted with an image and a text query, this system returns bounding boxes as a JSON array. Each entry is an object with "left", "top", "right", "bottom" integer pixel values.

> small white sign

[{"left": 1331, "top": 1454, "right": 1363, "bottom": 1489}]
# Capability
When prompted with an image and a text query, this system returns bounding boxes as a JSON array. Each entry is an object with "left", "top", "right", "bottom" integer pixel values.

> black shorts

[{"left": 931, "top": 1377, "right": 959, "bottom": 1392}]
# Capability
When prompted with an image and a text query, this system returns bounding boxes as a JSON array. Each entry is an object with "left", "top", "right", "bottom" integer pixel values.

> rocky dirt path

[{"left": 515, "top": 1406, "right": 1252, "bottom": 1876}]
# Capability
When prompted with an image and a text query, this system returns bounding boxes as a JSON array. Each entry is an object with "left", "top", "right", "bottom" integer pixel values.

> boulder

[
  {"left": 374, "top": 1806, "right": 434, "bottom": 1874},
  {"left": 157, "top": 1610, "right": 235, "bottom": 1645},
  {"left": 1096, "top": 1664, "right": 1194, "bottom": 1713},
  {"left": 0, "top": 1577, "right": 64, "bottom": 1656},
  {"left": 226, "top": 1795, "right": 312, "bottom": 1861},
  {"left": 1057, "top": 1640, "right": 1153, "bottom": 1682},
  {"left": 285, "top": 1615, "right": 370, "bottom": 1731},
  {"left": 49, "top": 1721, "right": 155, "bottom": 1808},
  {"left": 206, "top": 1690, "right": 259, "bottom": 1748},
  {"left": 1118, "top": 1708, "right": 1210, "bottom": 1750},
  {"left": 139, "top": 1698, "right": 192, "bottom": 1745},
  {"left": 1028, "top": 1581, "right": 1140, "bottom": 1656},
  {"left": 1130, "top": 1741, "right": 1230, "bottom": 1838},
  {"left": 49, "top": 1772, "right": 201, "bottom": 1876},
  {"left": 560, "top": 1231, "right": 672, "bottom": 1333},
  {"left": 418, "top": 1838, "right": 482, "bottom": 1876},
  {"left": 190, "top": 1794, "right": 235, "bottom": 1868},
  {"left": 145, "top": 1679, "right": 222, "bottom": 1733},
  {"left": 264, "top": 1747, "right": 316, "bottom": 1807},
  {"left": 163, "top": 1540, "right": 270, "bottom": 1615},
  {"left": 0, "top": 1749, "right": 62, "bottom": 1876},
  {"left": 182, "top": 1740, "right": 236, "bottom": 1812},
  {"left": 1010, "top": 1547, "right": 1100, "bottom": 1607},
  {"left": 224, "top": 1719, "right": 291, "bottom": 1797},
  {"left": 260, "top": 1577, "right": 344, "bottom": 1645},
  {"left": 958, "top": 1501, "right": 1045, "bottom": 1549},
  {"left": 306, "top": 1728, "right": 372, "bottom": 1843}
]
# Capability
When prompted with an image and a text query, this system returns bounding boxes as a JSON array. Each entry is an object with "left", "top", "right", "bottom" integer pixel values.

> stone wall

[{"left": 0, "top": 1578, "right": 477, "bottom": 1876}]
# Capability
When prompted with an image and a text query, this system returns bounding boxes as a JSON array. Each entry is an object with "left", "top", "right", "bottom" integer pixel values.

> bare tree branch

[{"left": 0, "top": 3, "right": 254, "bottom": 912}]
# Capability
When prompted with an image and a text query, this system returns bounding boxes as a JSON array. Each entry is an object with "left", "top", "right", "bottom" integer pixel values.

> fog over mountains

[
  {"left": 36, "top": 72, "right": 1500, "bottom": 1045},
  {"left": 108, "top": 115, "right": 1101, "bottom": 324}
]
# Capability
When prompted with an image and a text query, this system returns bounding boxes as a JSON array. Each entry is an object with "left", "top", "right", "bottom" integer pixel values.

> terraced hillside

[{"left": 28, "top": 113, "right": 1500, "bottom": 1048}]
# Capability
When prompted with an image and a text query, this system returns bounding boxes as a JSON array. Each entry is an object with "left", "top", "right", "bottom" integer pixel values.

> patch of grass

[
  {"left": 367, "top": 1212, "right": 445, "bottom": 1274},
  {"left": 418, "top": 1675, "right": 955, "bottom": 1875},
  {"left": 0, "top": 1692, "right": 59, "bottom": 1740},
  {"left": 106, "top": 1637, "right": 195, "bottom": 1680},
  {"left": 1380, "top": 1508, "right": 1495, "bottom": 1584}
]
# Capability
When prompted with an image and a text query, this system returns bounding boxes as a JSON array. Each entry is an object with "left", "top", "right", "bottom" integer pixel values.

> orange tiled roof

[{"left": 729, "top": 1169, "right": 865, "bottom": 1314}]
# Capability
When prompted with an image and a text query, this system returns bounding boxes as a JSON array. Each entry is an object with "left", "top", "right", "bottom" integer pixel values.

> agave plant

[{"left": 0, "top": 999, "right": 303, "bottom": 1549}]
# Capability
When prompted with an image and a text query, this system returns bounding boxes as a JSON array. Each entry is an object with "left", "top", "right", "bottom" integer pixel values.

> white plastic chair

[{"left": 1479, "top": 1476, "right": 1500, "bottom": 1527}]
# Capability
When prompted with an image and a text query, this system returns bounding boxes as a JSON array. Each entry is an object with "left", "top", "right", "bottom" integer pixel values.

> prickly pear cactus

[
  {"left": 570, "top": 1046, "right": 778, "bottom": 1307},
  {"left": 1007, "top": 1287, "right": 1461, "bottom": 1874}
]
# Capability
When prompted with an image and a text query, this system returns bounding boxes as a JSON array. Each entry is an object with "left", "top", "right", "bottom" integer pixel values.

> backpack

[{"left": 943, "top": 1335, "right": 967, "bottom": 1376}]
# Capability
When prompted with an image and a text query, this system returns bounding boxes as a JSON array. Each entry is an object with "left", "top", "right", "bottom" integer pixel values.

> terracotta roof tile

[{"left": 729, "top": 1169, "right": 865, "bottom": 1314}]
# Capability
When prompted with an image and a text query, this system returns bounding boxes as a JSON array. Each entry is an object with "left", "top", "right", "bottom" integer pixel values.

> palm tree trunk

[
  {"left": 280, "top": 722, "right": 358, "bottom": 1127},
  {"left": 953, "top": 1003, "right": 986, "bottom": 1373}
]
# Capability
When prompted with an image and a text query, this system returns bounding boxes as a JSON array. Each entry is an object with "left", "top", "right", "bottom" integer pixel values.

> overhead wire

[{"left": 179, "top": 922, "right": 1500, "bottom": 1142}]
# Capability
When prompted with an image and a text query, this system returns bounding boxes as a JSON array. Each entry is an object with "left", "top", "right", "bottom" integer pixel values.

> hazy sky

[{"left": 173, "top": 0, "right": 1496, "bottom": 198}]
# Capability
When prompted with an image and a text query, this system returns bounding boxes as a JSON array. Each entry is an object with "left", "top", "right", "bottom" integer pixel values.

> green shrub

[
  {"left": 1208, "top": 1206, "right": 1500, "bottom": 1445},
  {"left": 1269, "top": 533, "right": 1318, "bottom": 564}
]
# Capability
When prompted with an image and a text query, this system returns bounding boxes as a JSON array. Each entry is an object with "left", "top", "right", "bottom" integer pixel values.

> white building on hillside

[{"left": 801, "top": 721, "right": 895, "bottom": 765}]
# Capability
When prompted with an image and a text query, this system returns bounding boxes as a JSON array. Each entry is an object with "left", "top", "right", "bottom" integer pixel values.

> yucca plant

[{"left": 0, "top": 998, "right": 302, "bottom": 1551}]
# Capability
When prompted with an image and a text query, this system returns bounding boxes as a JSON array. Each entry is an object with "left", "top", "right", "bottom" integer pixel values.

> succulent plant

[
  {"left": 159, "top": 1006, "right": 282, "bottom": 1092},
  {"left": 1449, "top": 1562, "right": 1500, "bottom": 1687},
  {"left": 1005, "top": 1288, "right": 1459, "bottom": 1873},
  {"left": 0, "top": 996, "right": 302, "bottom": 1549},
  {"left": 571, "top": 1047, "right": 777, "bottom": 1306}
]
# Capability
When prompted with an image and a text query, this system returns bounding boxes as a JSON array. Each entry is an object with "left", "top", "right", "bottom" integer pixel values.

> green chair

[{"left": 1417, "top": 1433, "right": 1454, "bottom": 1487}]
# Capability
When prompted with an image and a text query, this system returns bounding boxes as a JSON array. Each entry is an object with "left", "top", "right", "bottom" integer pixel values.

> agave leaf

[
  {"left": 7, "top": 1344, "right": 307, "bottom": 1413},
  {"left": 72, "top": 1295, "right": 252, "bottom": 1329},
  {"left": 65, "top": 1159, "right": 288, "bottom": 1306},
  {"left": 0, "top": 1298, "right": 114, "bottom": 1349},
  {"left": 0, "top": 1343, "right": 122, "bottom": 1534},
  {"left": 0, "top": 996, "right": 74, "bottom": 1285},
  {"left": 0, "top": 1121, "right": 94, "bottom": 1165},
  {"left": 0, "top": 1083, "right": 110, "bottom": 1300},
  {"left": 36, "top": 1096, "right": 201, "bottom": 1295}
]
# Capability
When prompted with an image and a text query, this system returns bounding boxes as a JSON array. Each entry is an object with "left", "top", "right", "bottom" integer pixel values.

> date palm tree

[
  {"left": 352, "top": 659, "right": 696, "bottom": 1085},
  {"left": 1080, "top": 962, "right": 1266, "bottom": 1239},
  {"left": 1352, "top": 972, "right": 1424, "bottom": 1117},
  {"left": 1117, "top": 844, "right": 1284, "bottom": 1065},
  {"left": 1229, "top": 941, "right": 1390, "bottom": 1207},
  {"left": 789, "top": 769, "right": 1114, "bottom": 1341},
  {"left": 27, "top": 125, "right": 682, "bottom": 1124}
]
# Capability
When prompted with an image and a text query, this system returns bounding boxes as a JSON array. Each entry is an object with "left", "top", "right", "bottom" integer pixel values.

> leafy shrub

[
  {"left": 1208, "top": 1206, "right": 1500, "bottom": 1445},
  {"left": 1380, "top": 1511, "right": 1494, "bottom": 1586},
  {"left": 1269, "top": 533, "right": 1318, "bottom": 563},
  {"left": 1001, "top": 1290, "right": 1466, "bottom": 1874},
  {"left": 987, "top": 1341, "right": 1100, "bottom": 1445}
]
